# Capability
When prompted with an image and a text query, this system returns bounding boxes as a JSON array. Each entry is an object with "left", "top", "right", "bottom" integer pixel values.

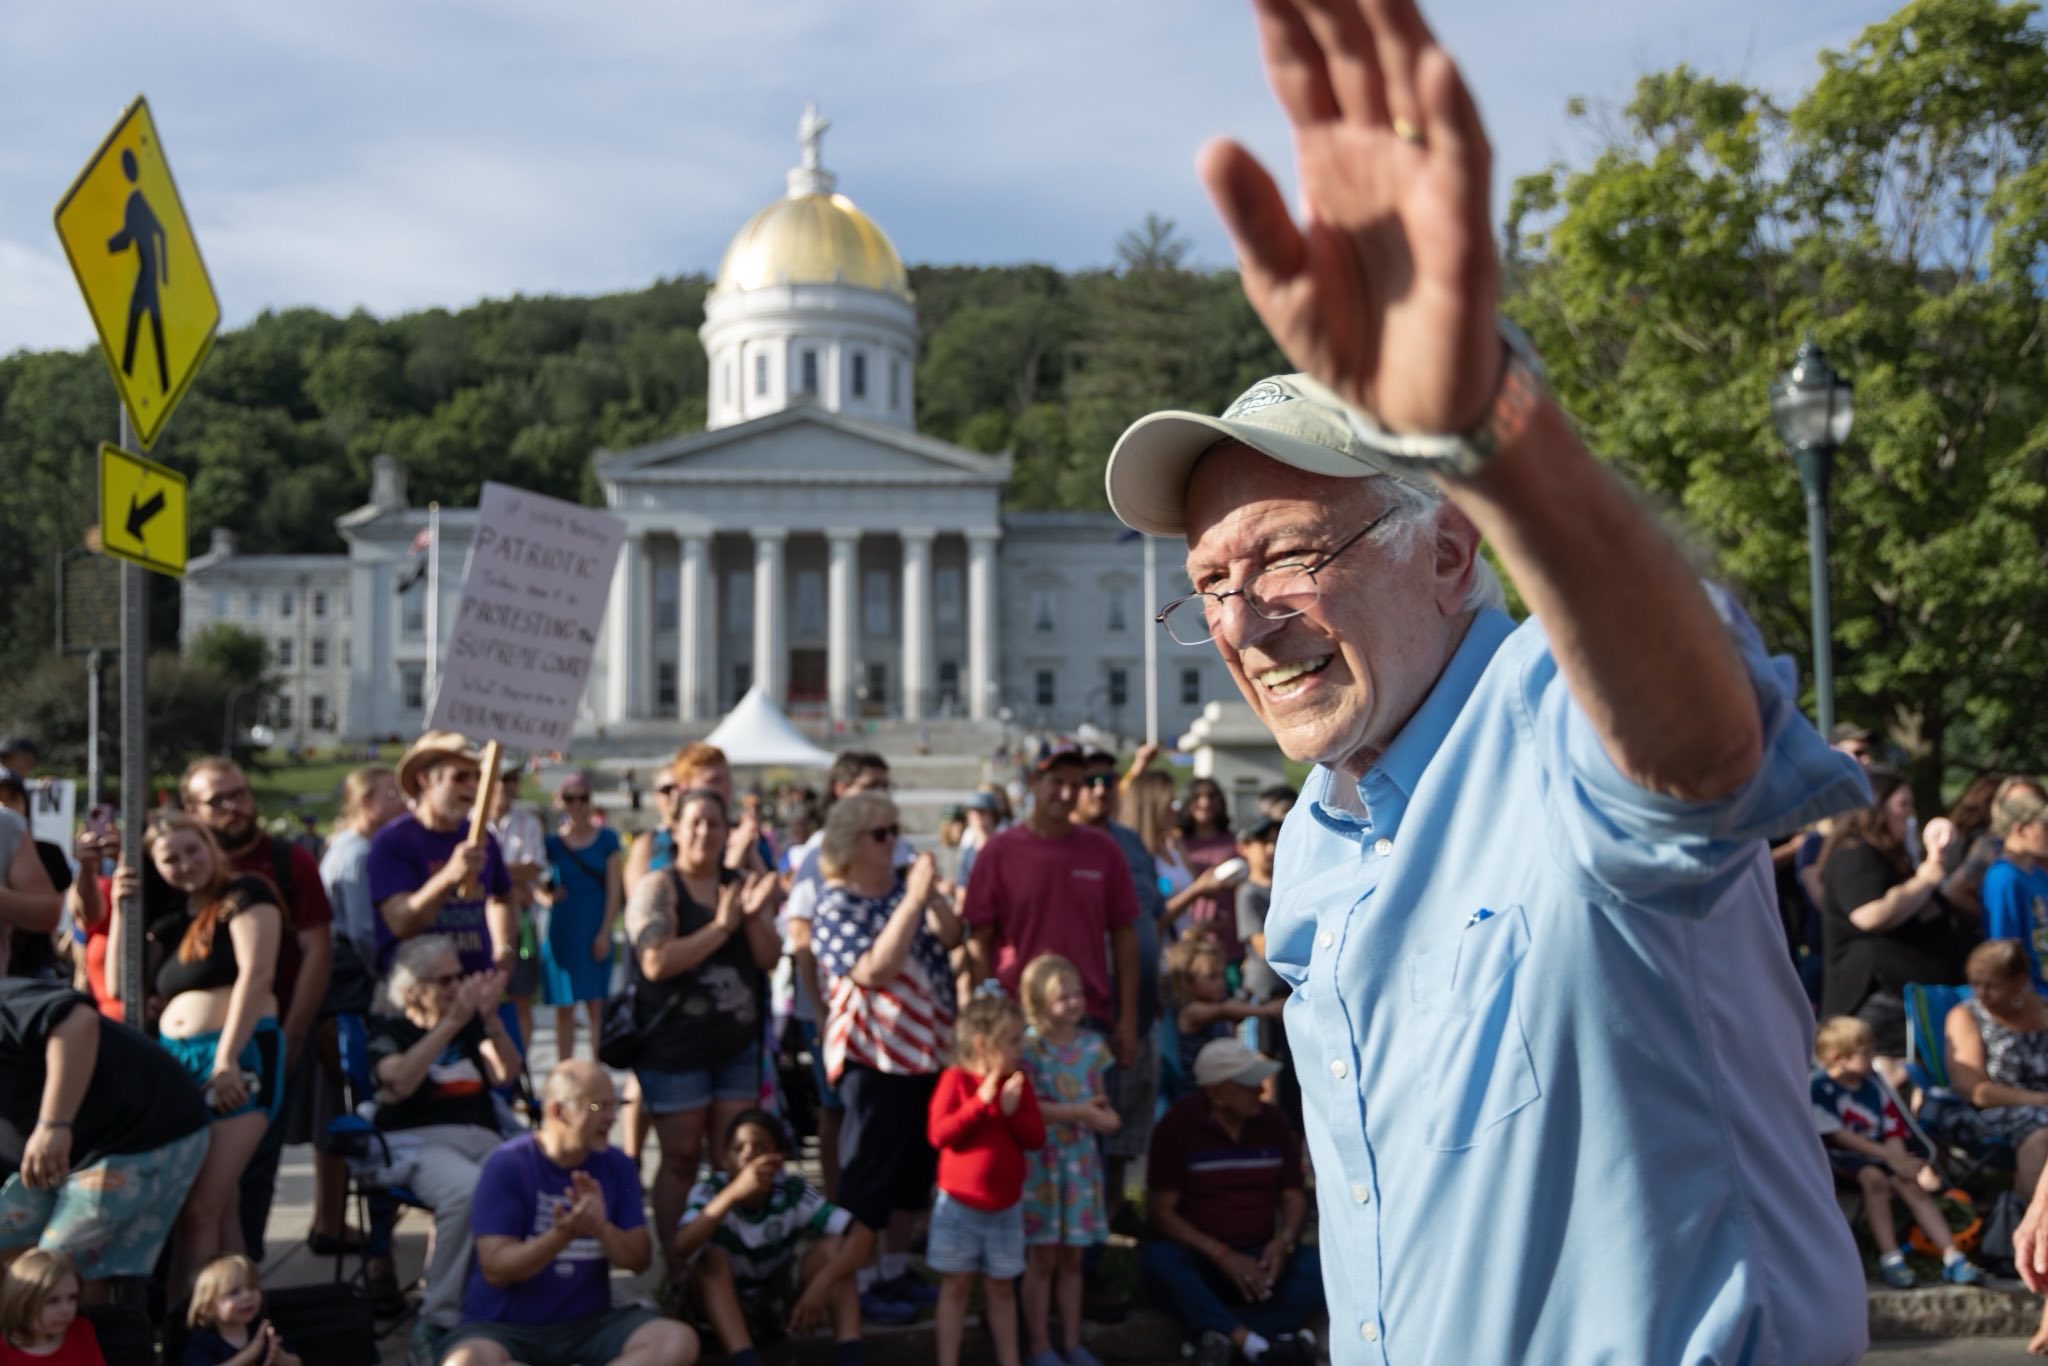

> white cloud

[{"left": 0, "top": 0, "right": 1908, "bottom": 354}]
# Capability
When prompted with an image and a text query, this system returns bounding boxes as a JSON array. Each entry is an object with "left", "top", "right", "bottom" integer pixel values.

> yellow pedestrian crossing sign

[
  {"left": 97, "top": 443, "right": 187, "bottom": 578},
  {"left": 55, "top": 97, "right": 220, "bottom": 450}
]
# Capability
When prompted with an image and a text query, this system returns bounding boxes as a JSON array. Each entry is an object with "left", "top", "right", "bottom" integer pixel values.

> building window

[
  {"left": 851, "top": 352, "right": 868, "bottom": 399},
  {"left": 310, "top": 694, "right": 330, "bottom": 731},
  {"left": 734, "top": 662, "right": 753, "bottom": 701},
  {"left": 865, "top": 661, "right": 887, "bottom": 705},
  {"left": 862, "top": 571, "right": 892, "bottom": 637},
  {"left": 1034, "top": 669, "right": 1056, "bottom": 709},
  {"left": 938, "top": 660, "right": 959, "bottom": 706},
  {"left": 246, "top": 591, "right": 262, "bottom": 619},
  {"left": 401, "top": 587, "right": 424, "bottom": 638},
  {"left": 279, "top": 592, "right": 294, "bottom": 618},
  {"left": 727, "top": 571, "right": 754, "bottom": 631},
  {"left": 212, "top": 590, "right": 227, "bottom": 619},
  {"left": 401, "top": 665, "right": 424, "bottom": 711},
  {"left": 1107, "top": 586, "right": 1129, "bottom": 633},
  {"left": 795, "top": 571, "right": 825, "bottom": 638},
  {"left": 310, "top": 639, "right": 328, "bottom": 669},
  {"left": 343, "top": 640, "right": 351, "bottom": 669},
  {"left": 935, "top": 568, "right": 962, "bottom": 629},
  {"left": 1031, "top": 586, "right": 1057, "bottom": 634},
  {"left": 1181, "top": 667, "right": 1202, "bottom": 706},
  {"left": 653, "top": 563, "right": 678, "bottom": 628},
  {"left": 313, "top": 590, "right": 328, "bottom": 618},
  {"left": 800, "top": 348, "right": 819, "bottom": 396},
  {"left": 1108, "top": 668, "right": 1129, "bottom": 710},
  {"left": 754, "top": 353, "right": 768, "bottom": 396},
  {"left": 275, "top": 638, "right": 294, "bottom": 670},
  {"left": 890, "top": 357, "right": 902, "bottom": 409},
  {"left": 657, "top": 661, "right": 677, "bottom": 709}
]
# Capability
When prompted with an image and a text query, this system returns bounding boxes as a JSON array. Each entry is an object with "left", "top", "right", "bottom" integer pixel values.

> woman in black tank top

[{"left": 145, "top": 811, "right": 283, "bottom": 1299}]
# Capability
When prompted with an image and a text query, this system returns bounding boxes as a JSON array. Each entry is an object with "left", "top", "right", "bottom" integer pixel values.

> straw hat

[{"left": 397, "top": 731, "right": 483, "bottom": 798}]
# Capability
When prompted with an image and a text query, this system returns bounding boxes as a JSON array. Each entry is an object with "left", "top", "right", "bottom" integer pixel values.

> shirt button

[
  {"left": 1361, "top": 1322, "right": 1379, "bottom": 1343},
  {"left": 1317, "top": 930, "right": 1335, "bottom": 949},
  {"left": 1329, "top": 1059, "right": 1348, "bottom": 1080},
  {"left": 1351, "top": 1183, "right": 1370, "bottom": 1204},
  {"left": 1373, "top": 837, "right": 1393, "bottom": 858}
]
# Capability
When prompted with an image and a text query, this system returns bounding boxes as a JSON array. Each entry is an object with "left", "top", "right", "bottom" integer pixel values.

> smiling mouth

[{"left": 1253, "top": 655, "right": 1333, "bottom": 699}]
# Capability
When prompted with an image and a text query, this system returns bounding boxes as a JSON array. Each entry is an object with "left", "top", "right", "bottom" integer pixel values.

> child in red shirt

[
  {"left": 0, "top": 1251, "right": 103, "bottom": 1366},
  {"left": 927, "top": 991, "right": 1045, "bottom": 1366}
]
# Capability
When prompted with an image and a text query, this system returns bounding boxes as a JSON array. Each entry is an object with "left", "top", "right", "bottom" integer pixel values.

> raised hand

[
  {"left": 1000, "top": 1070, "right": 1026, "bottom": 1116},
  {"left": 728, "top": 1152, "right": 784, "bottom": 1203},
  {"left": 741, "top": 870, "right": 781, "bottom": 917},
  {"left": 1202, "top": 0, "right": 1500, "bottom": 435},
  {"left": 903, "top": 851, "right": 937, "bottom": 906},
  {"left": 977, "top": 1067, "right": 1004, "bottom": 1108},
  {"left": 713, "top": 879, "right": 746, "bottom": 933}
]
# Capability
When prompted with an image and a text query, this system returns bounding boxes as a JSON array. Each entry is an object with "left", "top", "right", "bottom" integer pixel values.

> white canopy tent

[{"left": 700, "top": 687, "right": 837, "bottom": 769}]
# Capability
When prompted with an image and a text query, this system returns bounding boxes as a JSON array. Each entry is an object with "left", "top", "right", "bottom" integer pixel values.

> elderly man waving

[{"left": 1104, "top": 1, "right": 1871, "bottom": 1361}]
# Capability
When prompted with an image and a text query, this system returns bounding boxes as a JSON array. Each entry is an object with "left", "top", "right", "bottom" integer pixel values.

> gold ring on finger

[{"left": 1393, "top": 116, "right": 1425, "bottom": 146}]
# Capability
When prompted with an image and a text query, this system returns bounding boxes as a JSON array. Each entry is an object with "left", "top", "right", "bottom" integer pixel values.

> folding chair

[
  {"left": 1901, "top": 982, "right": 2014, "bottom": 1183},
  {"left": 317, "top": 1013, "right": 431, "bottom": 1304}
]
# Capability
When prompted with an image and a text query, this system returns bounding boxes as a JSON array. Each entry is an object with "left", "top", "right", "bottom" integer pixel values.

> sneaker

[
  {"left": 1878, "top": 1255, "right": 1917, "bottom": 1289},
  {"left": 1942, "top": 1257, "right": 1986, "bottom": 1286},
  {"left": 1184, "top": 1330, "right": 1236, "bottom": 1366},
  {"left": 1064, "top": 1346, "right": 1104, "bottom": 1366},
  {"left": 880, "top": 1271, "right": 940, "bottom": 1307},
  {"left": 859, "top": 1287, "right": 919, "bottom": 1326},
  {"left": 407, "top": 1321, "right": 449, "bottom": 1366}
]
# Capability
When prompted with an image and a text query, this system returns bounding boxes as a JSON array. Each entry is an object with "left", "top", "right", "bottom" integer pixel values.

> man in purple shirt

[
  {"left": 444, "top": 1059, "right": 699, "bottom": 1366},
  {"left": 368, "top": 732, "right": 516, "bottom": 978}
]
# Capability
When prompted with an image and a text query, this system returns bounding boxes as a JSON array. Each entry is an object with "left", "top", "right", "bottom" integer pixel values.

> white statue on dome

[{"left": 799, "top": 102, "right": 830, "bottom": 172}]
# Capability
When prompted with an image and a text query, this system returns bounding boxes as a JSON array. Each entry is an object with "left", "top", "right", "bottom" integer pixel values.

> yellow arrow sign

[
  {"left": 97, "top": 443, "right": 188, "bottom": 578},
  {"left": 55, "top": 97, "right": 220, "bottom": 450}
]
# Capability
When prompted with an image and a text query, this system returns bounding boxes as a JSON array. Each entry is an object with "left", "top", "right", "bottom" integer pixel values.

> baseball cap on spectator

[
  {"left": 1034, "top": 741, "right": 1086, "bottom": 773},
  {"left": 1242, "top": 815, "right": 1283, "bottom": 843},
  {"left": 1193, "top": 1037, "right": 1282, "bottom": 1088},
  {"left": 0, "top": 736, "right": 35, "bottom": 762},
  {"left": 1827, "top": 722, "right": 1873, "bottom": 746},
  {"left": 963, "top": 791, "right": 1001, "bottom": 814}
]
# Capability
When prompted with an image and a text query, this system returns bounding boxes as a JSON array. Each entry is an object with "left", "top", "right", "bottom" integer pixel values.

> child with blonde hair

[
  {"left": 1810, "top": 1016, "right": 1983, "bottom": 1289},
  {"left": 182, "top": 1255, "right": 301, "bottom": 1366},
  {"left": 0, "top": 1250, "right": 99, "bottom": 1366},
  {"left": 1017, "top": 955, "right": 1118, "bottom": 1366},
  {"left": 1163, "top": 939, "right": 1281, "bottom": 1102},
  {"left": 927, "top": 991, "right": 1045, "bottom": 1366}
]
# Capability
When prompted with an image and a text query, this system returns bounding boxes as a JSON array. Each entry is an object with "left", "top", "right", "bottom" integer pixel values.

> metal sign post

[{"left": 116, "top": 409, "right": 148, "bottom": 1025}]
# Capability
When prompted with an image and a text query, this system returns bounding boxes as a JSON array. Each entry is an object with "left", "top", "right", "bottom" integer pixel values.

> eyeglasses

[
  {"left": 1157, "top": 508, "right": 1396, "bottom": 647},
  {"left": 867, "top": 825, "right": 900, "bottom": 844},
  {"left": 558, "top": 1099, "right": 618, "bottom": 1118},
  {"left": 196, "top": 787, "right": 252, "bottom": 811},
  {"left": 424, "top": 972, "right": 462, "bottom": 987}
]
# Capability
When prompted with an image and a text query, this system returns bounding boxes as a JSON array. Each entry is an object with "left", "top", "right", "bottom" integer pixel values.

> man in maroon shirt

[
  {"left": 961, "top": 743, "right": 1140, "bottom": 1067},
  {"left": 1144, "top": 1039, "right": 1321, "bottom": 1366}
]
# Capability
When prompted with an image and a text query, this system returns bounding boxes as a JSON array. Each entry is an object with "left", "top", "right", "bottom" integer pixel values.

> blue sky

[{"left": 3, "top": 0, "right": 1903, "bottom": 356}]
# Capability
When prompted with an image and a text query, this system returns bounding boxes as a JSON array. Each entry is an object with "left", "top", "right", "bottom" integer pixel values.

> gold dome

[{"left": 713, "top": 191, "right": 911, "bottom": 300}]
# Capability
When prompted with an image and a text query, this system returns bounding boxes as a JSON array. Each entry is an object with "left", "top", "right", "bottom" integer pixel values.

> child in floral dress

[{"left": 1018, "top": 954, "right": 1120, "bottom": 1366}]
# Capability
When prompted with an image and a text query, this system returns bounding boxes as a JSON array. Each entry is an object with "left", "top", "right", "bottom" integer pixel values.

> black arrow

[{"left": 126, "top": 489, "right": 165, "bottom": 541}]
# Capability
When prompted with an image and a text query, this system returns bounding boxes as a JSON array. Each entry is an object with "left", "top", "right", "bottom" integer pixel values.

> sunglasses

[
  {"left": 656, "top": 783, "right": 680, "bottom": 797},
  {"left": 425, "top": 971, "right": 462, "bottom": 987},
  {"left": 1081, "top": 774, "right": 1117, "bottom": 790},
  {"left": 867, "top": 825, "right": 900, "bottom": 844},
  {"left": 559, "top": 792, "right": 591, "bottom": 805}
]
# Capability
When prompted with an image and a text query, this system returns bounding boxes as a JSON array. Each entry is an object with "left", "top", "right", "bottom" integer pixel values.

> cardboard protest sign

[{"left": 428, "top": 482, "right": 625, "bottom": 750}]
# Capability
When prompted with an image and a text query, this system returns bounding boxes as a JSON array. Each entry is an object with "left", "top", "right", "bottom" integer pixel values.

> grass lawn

[{"left": 246, "top": 744, "right": 401, "bottom": 832}]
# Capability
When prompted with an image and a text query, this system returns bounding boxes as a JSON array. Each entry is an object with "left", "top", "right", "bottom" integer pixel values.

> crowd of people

[{"left": 0, "top": 730, "right": 1323, "bottom": 1366}]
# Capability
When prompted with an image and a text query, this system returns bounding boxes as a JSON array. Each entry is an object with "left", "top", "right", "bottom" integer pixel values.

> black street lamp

[{"left": 1768, "top": 339, "right": 1855, "bottom": 738}]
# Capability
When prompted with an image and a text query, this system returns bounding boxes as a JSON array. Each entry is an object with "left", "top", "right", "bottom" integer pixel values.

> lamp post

[{"left": 1768, "top": 339, "right": 1855, "bottom": 738}]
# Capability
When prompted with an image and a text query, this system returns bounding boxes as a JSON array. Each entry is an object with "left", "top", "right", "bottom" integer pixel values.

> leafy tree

[{"left": 1506, "top": 0, "right": 2048, "bottom": 799}]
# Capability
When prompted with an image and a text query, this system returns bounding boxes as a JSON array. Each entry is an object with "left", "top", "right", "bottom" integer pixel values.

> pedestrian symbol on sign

[{"left": 108, "top": 148, "right": 170, "bottom": 393}]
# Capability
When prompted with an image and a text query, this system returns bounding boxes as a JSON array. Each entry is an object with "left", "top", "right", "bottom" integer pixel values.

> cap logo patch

[{"left": 1223, "top": 381, "right": 1295, "bottom": 421}]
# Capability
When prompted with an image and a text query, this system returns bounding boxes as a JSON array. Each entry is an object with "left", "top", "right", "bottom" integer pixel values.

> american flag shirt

[{"left": 814, "top": 881, "right": 955, "bottom": 1082}]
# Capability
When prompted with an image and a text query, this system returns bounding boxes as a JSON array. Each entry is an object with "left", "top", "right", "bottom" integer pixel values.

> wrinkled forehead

[{"left": 1183, "top": 443, "right": 1375, "bottom": 576}]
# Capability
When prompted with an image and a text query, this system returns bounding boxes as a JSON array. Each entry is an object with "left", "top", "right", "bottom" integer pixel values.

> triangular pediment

[{"left": 597, "top": 405, "right": 1010, "bottom": 485}]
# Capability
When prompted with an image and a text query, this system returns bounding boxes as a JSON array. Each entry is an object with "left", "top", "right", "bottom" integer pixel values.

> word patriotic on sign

[{"left": 427, "top": 482, "right": 624, "bottom": 748}]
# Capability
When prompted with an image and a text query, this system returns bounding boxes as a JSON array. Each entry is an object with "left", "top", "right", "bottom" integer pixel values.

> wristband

[{"left": 36, "top": 1119, "right": 72, "bottom": 1129}]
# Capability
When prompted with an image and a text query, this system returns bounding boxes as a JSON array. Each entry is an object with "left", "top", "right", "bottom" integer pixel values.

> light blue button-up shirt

[{"left": 1269, "top": 596, "right": 1871, "bottom": 1364}]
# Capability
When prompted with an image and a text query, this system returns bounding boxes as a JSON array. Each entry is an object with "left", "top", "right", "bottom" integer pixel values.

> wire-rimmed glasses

[{"left": 1156, "top": 508, "right": 1395, "bottom": 646}]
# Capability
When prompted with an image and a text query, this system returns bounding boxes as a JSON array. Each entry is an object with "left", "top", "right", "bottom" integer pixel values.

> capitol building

[{"left": 180, "top": 112, "right": 1233, "bottom": 751}]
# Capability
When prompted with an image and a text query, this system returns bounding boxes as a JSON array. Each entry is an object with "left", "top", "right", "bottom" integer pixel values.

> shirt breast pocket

[{"left": 1405, "top": 903, "right": 1541, "bottom": 1152}]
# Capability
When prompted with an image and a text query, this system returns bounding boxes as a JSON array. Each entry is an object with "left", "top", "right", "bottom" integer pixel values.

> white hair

[
  {"left": 1364, "top": 476, "right": 1507, "bottom": 615},
  {"left": 382, "top": 934, "right": 459, "bottom": 1015}
]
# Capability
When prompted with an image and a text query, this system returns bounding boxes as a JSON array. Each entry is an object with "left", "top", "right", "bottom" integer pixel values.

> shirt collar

[{"left": 1309, "top": 608, "right": 1517, "bottom": 839}]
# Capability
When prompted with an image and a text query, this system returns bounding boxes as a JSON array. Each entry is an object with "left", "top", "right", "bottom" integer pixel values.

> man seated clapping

[
  {"left": 443, "top": 1060, "right": 698, "bottom": 1366},
  {"left": 1141, "top": 1039, "right": 1323, "bottom": 1366}
]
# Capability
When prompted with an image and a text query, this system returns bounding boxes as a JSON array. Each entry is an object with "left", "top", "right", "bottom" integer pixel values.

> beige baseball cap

[
  {"left": 1192, "top": 1037, "right": 1283, "bottom": 1089},
  {"left": 1105, "top": 372, "right": 1440, "bottom": 538}
]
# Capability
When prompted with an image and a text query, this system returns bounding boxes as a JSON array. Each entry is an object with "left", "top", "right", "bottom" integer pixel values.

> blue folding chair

[
  {"left": 1901, "top": 982, "right": 2014, "bottom": 1178},
  {"left": 318, "top": 1013, "right": 428, "bottom": 1299}
]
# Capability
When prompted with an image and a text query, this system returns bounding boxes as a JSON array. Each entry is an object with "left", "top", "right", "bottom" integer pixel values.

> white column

[
  {"left": 827, "top": 528, "right": 860, "bottom": 725},
  {"left": 676, "top": 533, "right": 711, "bottom": 722},
  {"left": 752, "top": 528, "right": 787, "bottom": 704},
  {"left": 606, "top": 530, "right": 645, "bottom": 720},
  {"left": 967, "top": 530, "right": 999, "bottom": 721},
  {"left": 900, "top": 530, "right": 934, "bottom": 722}
]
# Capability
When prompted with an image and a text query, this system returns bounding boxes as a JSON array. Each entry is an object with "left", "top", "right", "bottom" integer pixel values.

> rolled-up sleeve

[{"left": 1523, "top": 584, "right": 1872, "bottom": 907}]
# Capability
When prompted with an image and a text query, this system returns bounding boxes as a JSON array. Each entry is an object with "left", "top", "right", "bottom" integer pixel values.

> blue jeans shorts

[
  {"left": 0, "top": 1127, "right": 210, "bottom": 1277},
  {"left": 636, "top": 1043, "right": 761, "bottom": 1116},
  {"left": 927, "top": 1189, "right": 1025, "bottom": 1279},
  {"left": 160, "top": 1017, "right": 285, "bottom": 1122}
]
